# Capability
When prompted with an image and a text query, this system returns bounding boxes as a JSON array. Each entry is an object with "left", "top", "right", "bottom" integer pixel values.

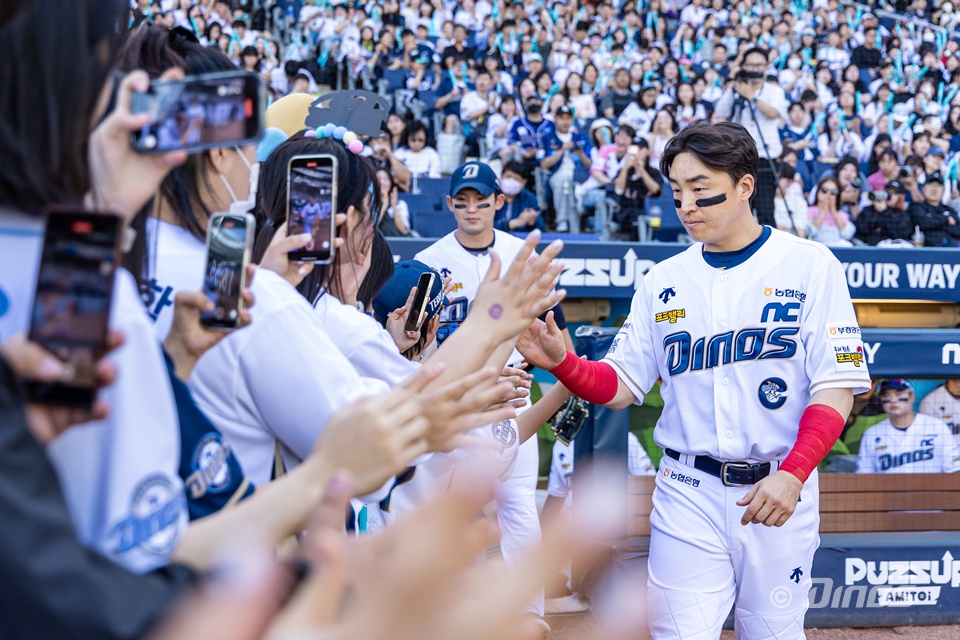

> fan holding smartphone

[
  {"left": 287, "top": 154, "right": 338, "bottom": 263},
  {"left": 372, "top": 261, "right": 445, "bottom": 357}
]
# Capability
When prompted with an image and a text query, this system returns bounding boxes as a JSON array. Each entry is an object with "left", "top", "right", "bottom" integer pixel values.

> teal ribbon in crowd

[
  {"left": 886, "top": 93, "right": 894, "bottom": 113},
  {"left": 808, "top": 112, "right": 825, "bottom": 139},
  {"left": 855, "top": 92, "right": 861, "bottom": 114},
  {"left": 875, "top": 30, "right": 882, "bottom": 49},
  {"left": 938, "top": 82, "right": 945, "bottom": 105}
]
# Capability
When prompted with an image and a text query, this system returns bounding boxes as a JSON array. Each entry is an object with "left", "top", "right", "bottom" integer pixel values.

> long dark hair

[
  {"left": 0, "top": 0, "right": 128, "bottom": 213},
  {"left": 253, "top": 134, "right": 381, "bottom": 304},
  {"left": 356, "top": 229, "right": 394, "bottom": 311},
  {"left": 116, "top": 25, "right": 237, "bottom": 296}
]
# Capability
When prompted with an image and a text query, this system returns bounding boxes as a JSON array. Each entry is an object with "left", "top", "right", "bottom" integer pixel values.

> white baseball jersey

[
  {"left": 547, "top": 432, "right": 655, "bottom": 499},
  {"left": 144, "top": 218, "right": 206, "bottom": 341},
  {"left": 856, "top": 414, "right": 960, "bottom": 474},
  {"left": 188, "top": 268, "right": 389, "bottom": 486},
  {"left": 415, "top": 229, "right": 528, "bottom": 367},
  {"left": 605, "top": 229, "right": 872, "bottom": 462},
  {"left": 0, "top": 209, "right": 186, "bottom": 573},
  {"left": 416, "top": 228, "right": 543, "bottom": 616},
  {"left": 920, "top": 385, "right": 960, "bottom": 438}
]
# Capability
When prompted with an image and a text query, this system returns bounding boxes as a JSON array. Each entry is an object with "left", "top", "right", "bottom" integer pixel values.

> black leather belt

[{"left": 664, "top": 449, "right": 772, "bottom": 487}]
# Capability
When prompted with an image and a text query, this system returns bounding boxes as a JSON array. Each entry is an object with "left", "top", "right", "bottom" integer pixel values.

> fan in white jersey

[
  {"left": 518, "top": 122, "right": 871, "bottom": 640},
  {"left": 112, "top": 27, "right": 266, "bottom": 340},
  {"left": 919, "top": 379, "right": 960, "bottom": 440},
  {"left": 415, "top": 161, "right": 573, "bottom": 627},
  {"left": 857, "top": 379, "right": 960, "bottom": 474},
  {"left": 0, "top": 8, "right": 195, "bottom": 572}
]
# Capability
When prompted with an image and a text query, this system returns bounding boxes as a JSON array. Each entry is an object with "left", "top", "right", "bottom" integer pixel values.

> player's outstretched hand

[
  {"left": 470, "top": 230, "right": 566, "bottom": 340},
  {"left": 87, "top": 69, "right": 188, "bottom": 219},
  {"left": 736, "top": 470, "right": 803, "bottom": 527},
  {"left": 516, "top": 310, "right": 566, "bottom": 370},
  {"left": 483, "top": 365, "right": 532, "bottom": 413},
  {"left": 1, "top": 331, "right": 124, "bottom": 444},
  {"left": 163, "top": 267, "right": 255, "bottom": 381}
]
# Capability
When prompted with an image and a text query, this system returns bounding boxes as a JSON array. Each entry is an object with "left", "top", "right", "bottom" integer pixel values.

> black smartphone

[
  {"left": 25, "top": 211, "right": 122, "bottom": 409},
  {"left": 404, "top": 271, "right": 437, "bottom": 333},
  {"left": 201, "top": 212, "right": 255, "bottom": 329},
  {"left": 130, "top": 71, "right": 265, "bottom": 154},
  {"left": 287, "top": 154, "right": 338, "bottom": 263}
]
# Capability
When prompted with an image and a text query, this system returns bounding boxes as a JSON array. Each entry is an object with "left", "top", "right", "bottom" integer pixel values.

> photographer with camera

[
  {"left": 855, "top": 180, "right": 914, "bottom": 246},
  {"left": 714, "top": 47, "right": 788, "bottom": 227},
  {"left": 909, "top": 173, "right": 960, "bottom": 247},
  {"left": 898, "top": 160, "right": 925, "bottom": 204}
]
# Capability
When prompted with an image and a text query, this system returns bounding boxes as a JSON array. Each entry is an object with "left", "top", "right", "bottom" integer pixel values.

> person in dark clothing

[
  {"left": 850, "top": 27, "right": 882, "bottom": 70},
  {"left": 909, "top": 173, "right": 960, "bottom": 247},
  {"left": 854, "top": 181, "right": 914, "bottom": 245},
  {"left": 442, "top": 24, "right": 476, "bottom": 67},
  {"left": 0, "top": 351, "right": 195, "bottom": 640},
  {"left": 612, "top": 137, "right": 663, "bottom": 240}
]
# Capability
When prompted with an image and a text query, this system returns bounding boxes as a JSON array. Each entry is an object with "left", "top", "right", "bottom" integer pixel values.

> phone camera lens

[
  {"left": 143, "top": 135, "right": 158, "bottom": 149},
  {"left": 215, "top": 308, "right": 225, "bottom": 319},
  {"left": 228, "top": 310, "right": 237, "bottom": 319}
]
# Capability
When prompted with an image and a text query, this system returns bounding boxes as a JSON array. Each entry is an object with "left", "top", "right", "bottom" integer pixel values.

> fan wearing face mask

[
  {"left": 494, "top": 161, "right": 544, "bottom": 233},
  {"left": 116, "top": 27, "right": 261, "bottom": 340}
]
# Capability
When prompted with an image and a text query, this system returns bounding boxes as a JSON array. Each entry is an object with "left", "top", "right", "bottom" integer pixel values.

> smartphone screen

[
  {"left": 404, "top": 272, "right": 436, "bottom": 333},
  {"left": 131, "top": 71, "right": 264, "bottom": 154},
  {"left": 26, "top": 212, "right": 121, "bottom": 408},
  {"left": 201, "top": 213, "right": 254, "bottom": 329},
  {"left": 287, "top": 154, "right": 338, "bottom": 263}
]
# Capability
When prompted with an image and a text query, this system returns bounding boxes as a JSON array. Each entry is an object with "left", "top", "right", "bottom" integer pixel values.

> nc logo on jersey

[
  {"left": 185, "top": 434, "right": 232, "bottom": 499},
  {"left": 761, "top": 302, "right": 800, "bottom": 323},
  {"left": 110, "top": 474, "right": 185, "bottom": 557},
  {"left": 659, "top": 287, "right": 676, "bottom": 304},
  {"left": 655, "top": 308, "right": 685, "bottom": 324},
  {"left": 758, "top": 377, "right": 788, "bottom": 409}
]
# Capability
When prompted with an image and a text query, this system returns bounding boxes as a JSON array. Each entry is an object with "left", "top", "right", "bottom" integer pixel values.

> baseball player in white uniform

[
  {"left": 857, "top": 379, "right": 960, "bottom": 474},
  {"left": 415, "top": 161, "right": 571, "bottom": 624},
  {"left": 919, "top": 378, "right": 960, "bottom": 440},
  {"left": 518, "top": 122, "right": 871, "bottom": 639}
]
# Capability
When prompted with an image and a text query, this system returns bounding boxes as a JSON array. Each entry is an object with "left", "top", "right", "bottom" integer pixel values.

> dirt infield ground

[{"left": 545, "top": 613, "right": 960, "bottom": 639}]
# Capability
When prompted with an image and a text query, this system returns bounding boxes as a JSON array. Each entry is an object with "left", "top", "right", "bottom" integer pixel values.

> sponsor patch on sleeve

[
  {"left": 826, "top": 323, "right": 861, "bottom": 340},
  {"left": 833, "top": 339, "right": 866, "bottom": 371}
]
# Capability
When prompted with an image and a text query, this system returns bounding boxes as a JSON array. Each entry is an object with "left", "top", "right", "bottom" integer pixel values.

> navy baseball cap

[
  {"left": 373, "top": 260, "right": 445, "bottom": 324},
  {"left": 927, "top": 146, "right": 945, "bottom": 157},
  {"left": 885, "top": 179, "right": 907, "bottom": 194},
  {"left": 556, "top": 105, "right": 574, "bottom": 117},
  {"left": 449, "top": 161, "right": 500, "bottom": 197},
  {"left": 926, "top": 172, "right": 945, "bottom": 184},
  {"left": 879, "top": 379, "right": 914, "bottom": 394}
]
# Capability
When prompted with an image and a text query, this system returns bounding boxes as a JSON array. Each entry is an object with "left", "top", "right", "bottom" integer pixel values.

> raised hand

[
  {"left": 516, "top": 310, "right": 566, "bottom": 370},
  {"left": 385, "top": 286, "right": 423, "bottom": 352}
]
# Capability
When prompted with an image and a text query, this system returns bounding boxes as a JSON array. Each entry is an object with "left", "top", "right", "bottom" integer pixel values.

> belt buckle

[{"left": 720, "top": 461, "right": 754, "bottom": 487}]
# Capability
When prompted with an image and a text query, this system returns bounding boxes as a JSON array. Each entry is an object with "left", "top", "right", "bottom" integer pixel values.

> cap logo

[{"left": 462, "top": 163, "right": 480, "bottom": 179}]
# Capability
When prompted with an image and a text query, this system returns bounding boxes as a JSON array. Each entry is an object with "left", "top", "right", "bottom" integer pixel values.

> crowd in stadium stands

[{"left": 132, "top": 0, "right": 960, "bottom": 245}]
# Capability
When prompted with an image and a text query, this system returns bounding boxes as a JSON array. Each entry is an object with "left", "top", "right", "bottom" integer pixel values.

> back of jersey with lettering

[
  {"left": 145, "top": 218, "right": 207, "bottom": 340},
  {"left": 604, "top": 230, "right": 871, "bottom": 461}
]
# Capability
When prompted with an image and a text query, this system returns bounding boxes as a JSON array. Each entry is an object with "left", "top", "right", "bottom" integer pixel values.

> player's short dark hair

[{"left": 660, "top": 121, "right": 759, "bottom": 187}]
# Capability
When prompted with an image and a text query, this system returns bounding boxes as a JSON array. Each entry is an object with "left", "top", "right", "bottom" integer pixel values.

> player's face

[
  {"left": 880, "top": 391, "right": 914, "bottom": 419},
  {"left": 447, "top": 189, "right": 505, "bottom": 236},
  {"left": 668, "top": 152, "right": 756, "bottom": 251}
]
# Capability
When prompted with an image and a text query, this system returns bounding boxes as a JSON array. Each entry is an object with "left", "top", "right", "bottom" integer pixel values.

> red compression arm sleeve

[
  {"left": 780, "top": 404, "right": 846, "bottom": 483},
  {"left": 549, "top": 351, "right": 619, "bottom": 405}
]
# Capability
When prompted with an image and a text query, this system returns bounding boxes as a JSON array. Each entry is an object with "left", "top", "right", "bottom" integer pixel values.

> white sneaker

[{"left": 555, "top": 221, "right": 569, "bottom": 232}]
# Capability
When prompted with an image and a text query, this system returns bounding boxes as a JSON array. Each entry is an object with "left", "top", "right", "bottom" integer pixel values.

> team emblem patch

[
  {"left": 492, "top": 420, "right": 518, "bottom": 451},
  {"left": 110, "top": 474, "right": 185, "bottom": 557},
  {"left": 758, "top": 377, "right": 788, "bottom": 409},
  {"left": 186, "top": 434, "right": 232, "bottom": 499},
  {"left": 659, "top": 287, "right": 676, "bottom": 304}
]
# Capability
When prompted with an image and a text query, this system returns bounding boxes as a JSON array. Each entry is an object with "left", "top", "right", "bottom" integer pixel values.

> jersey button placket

[{"left": 714, "top": 271, "right": 736, "bottom": 460}]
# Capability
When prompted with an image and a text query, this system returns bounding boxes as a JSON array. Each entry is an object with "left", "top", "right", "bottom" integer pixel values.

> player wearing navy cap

[
  {"left": 416, "top": 161, "right": 573, "bottom": 627},
  {"left": 518, "top": 122, "right": 871, "bottom": 639}
]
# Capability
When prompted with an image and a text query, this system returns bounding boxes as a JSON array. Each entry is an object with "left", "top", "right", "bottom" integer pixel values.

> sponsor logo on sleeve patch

[
  {"left": 655, "top": 309, "right": 685, "bottom": 323},
  {"left": 834, "top": 341, "right": 866, "bottom": 370},
  {"left": 827, "top": 323, "right": 862, "bottom": 340}
]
